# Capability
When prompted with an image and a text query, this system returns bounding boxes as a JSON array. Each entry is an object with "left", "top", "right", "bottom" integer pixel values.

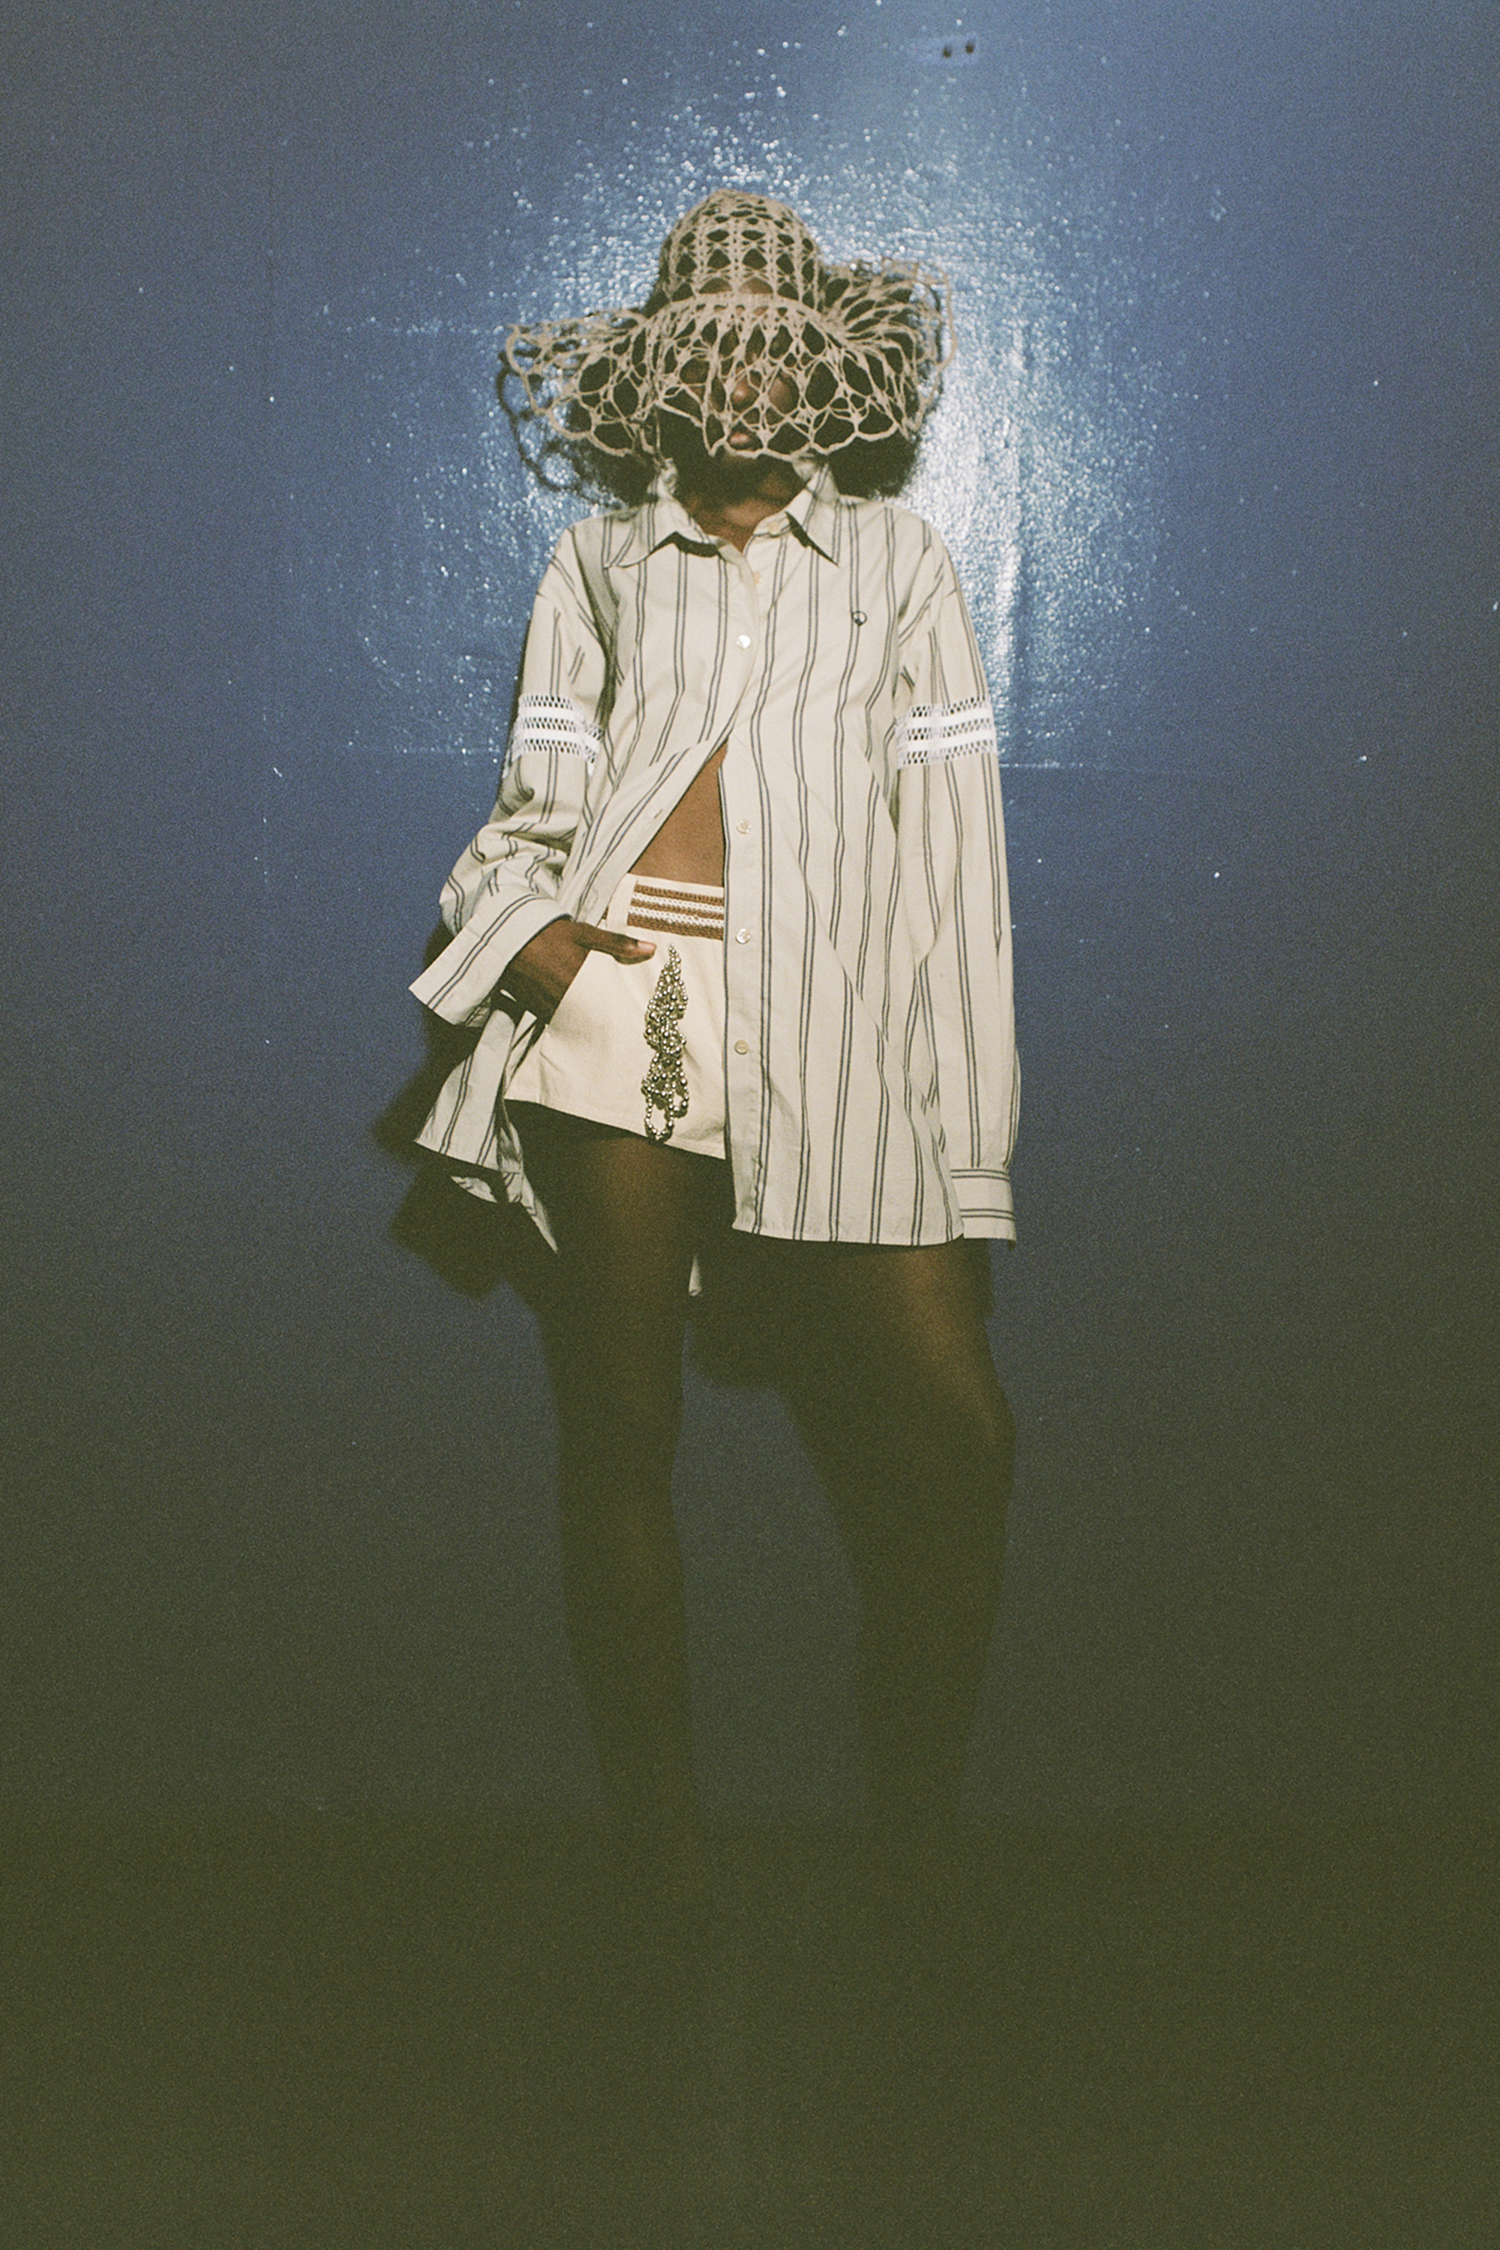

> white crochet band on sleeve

[
  {"left": 510, "top": 693, "right": 604, "bottom": 765},
  {"left": 894, "top": 698, "right": 998, "bottom": 766}
]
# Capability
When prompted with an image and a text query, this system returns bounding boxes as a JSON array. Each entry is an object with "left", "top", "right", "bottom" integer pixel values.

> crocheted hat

[{"left": 503, "top": 190, "right": 951, "bottom": 465}]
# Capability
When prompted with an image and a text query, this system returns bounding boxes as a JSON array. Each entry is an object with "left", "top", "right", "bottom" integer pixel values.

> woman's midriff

[{"left": 628, "top": 742, "right": 728, "bottom": 887}]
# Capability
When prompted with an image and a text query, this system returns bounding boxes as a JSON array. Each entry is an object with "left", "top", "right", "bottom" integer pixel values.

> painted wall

[{"left": 5, "top": 0, "right": 1497, "bottom": 1817}]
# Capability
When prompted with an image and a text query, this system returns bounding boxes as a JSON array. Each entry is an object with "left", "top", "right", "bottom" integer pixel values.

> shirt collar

[{"left": 615, "top": 462, "right": 843, "bottom": 565}]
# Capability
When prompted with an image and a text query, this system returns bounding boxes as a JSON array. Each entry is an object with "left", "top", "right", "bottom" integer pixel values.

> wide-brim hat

[{"left": 503, "top": 190, "right": 952, "bottom": 465}]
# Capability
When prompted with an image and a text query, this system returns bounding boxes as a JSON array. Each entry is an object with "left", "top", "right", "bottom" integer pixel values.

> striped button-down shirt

[{"left": 410, "top": 465, "right": 1018, "bottom": 1246}]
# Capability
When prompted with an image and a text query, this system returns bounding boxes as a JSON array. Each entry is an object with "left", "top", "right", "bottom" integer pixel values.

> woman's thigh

[
  {"left": 744, "top": 1236, "right": 1015, "bottom": 1588},
  {"left": 515, "top": 1107, "right": 730, "bottom": 1454},
  {"left": 764, "top": 1236, "right": 1010, "bottom": 1452}
]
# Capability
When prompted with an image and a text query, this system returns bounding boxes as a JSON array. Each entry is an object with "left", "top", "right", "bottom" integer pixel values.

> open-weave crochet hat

[{"left": 503, "top": 190, "right": 951, "bottom": 466}]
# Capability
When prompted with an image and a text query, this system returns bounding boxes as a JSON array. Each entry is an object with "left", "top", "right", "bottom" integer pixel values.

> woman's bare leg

[
  {"left": 519, "top": 1110, "right": 725, "bottom": 1895},
  {"left": 767, "top": 1238, "right": 1015, "bottom": 1859}
]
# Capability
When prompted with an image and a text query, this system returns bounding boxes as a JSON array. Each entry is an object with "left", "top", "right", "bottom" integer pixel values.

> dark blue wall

[{"left": 5, "top": 0, "right": 1497, "bottom": 1818}]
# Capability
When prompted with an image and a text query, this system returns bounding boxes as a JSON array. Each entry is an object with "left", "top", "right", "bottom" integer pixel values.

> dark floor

[{"left": 1, "top": 1818, "right": 1494, "bottom": 2248}]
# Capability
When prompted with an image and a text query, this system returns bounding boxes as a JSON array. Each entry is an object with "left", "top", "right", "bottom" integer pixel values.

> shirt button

[
  {"left": 734, "top": 1040, "right": 750, "bottom": 1056},
  {"left": 752, "top": 571, "right": 763, "bottom": 585},
  {"left": 735, "top": 928, "right": 750, "bottom": 944},
  {"left": 736, "top": 820, "right": 750, "bottom": 835},
  {"left": 736, "top": 633, "right": 752, "bottom": 649}
]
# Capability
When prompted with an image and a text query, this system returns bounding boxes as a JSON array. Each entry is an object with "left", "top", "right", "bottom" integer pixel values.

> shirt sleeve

[
  {"left": 893, "top": 531, "right": 1019, "bottom": 1241},
  {"left": 409, "top": 529, "right": 610, "bottom": 1027}
]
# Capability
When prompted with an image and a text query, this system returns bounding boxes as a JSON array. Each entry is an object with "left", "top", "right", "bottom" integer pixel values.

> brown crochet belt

[{"left": 625, "top": 875, "right": 726, "bottom": 944}]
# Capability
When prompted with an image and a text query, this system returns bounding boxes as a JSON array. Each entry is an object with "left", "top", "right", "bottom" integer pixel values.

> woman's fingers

[{"left": 576, "top": 921, "right": 656, "bottom": 962}]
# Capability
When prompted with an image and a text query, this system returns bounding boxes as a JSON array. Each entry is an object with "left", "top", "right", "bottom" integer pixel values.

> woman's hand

[{"left": 500, "top": 917, "right": 655, "bottom": 1019}]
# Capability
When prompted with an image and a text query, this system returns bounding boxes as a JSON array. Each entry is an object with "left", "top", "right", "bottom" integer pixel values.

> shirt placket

[{"left": 718, "top": 520, "right": 784, "bottom": 1218}]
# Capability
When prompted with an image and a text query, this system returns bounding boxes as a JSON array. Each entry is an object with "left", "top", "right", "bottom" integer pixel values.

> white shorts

[{"left": 504, "top": 873, "right": 729, "bottom": 1159}]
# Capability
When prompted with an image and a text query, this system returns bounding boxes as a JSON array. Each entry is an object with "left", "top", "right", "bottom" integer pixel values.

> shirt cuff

[
  {"left": 410, "top": 896, "right": 569, "bottom": 1027},
  {"left": 949, "top": 1168, "right": 1017, "bottom": 1243}
]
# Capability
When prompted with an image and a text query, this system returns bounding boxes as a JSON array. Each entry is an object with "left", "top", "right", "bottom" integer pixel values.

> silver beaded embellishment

[{"left": 641, "top": 945, "right": 689, "bottom": 1143}]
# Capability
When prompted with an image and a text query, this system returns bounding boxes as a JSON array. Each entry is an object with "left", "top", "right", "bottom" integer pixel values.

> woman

[{"left": 411, "top": 192, "right": 1018, "bottom": 1906}]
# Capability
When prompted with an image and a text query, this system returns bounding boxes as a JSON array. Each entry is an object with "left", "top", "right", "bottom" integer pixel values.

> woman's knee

[
  {"left": 958, "top": 1374, "right": 1016, "bottom": 1477},
  {"left": 559, "top": 1360, "right": 684, "bottom": 1487},
  {"left": 880, "top": 1328, "right": 1015, "bottom": 1476}
]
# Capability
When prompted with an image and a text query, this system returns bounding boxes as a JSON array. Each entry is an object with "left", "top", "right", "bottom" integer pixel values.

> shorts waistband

[{"left": 624, "top": 874, "right": 726, "bottom": 942}]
